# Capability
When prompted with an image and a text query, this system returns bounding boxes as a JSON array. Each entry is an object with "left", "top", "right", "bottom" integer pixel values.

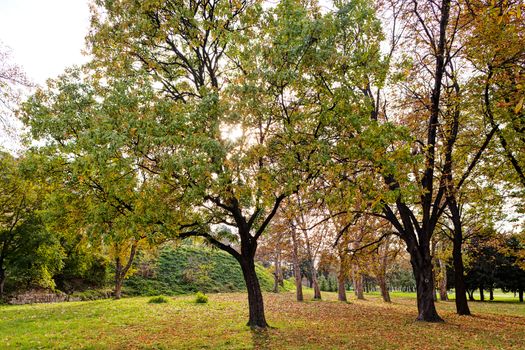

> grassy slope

[
  {"left": 124, "top": 245, "right": 291, "bottom": 296},
  {"left": 1, "top": 291, "right": 524, "bottom": 349}
]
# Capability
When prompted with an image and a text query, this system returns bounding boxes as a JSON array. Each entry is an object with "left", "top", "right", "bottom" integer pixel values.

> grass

[
  {"left": 1, "top": 290, "right": 524, "bottom": 349},
  {"left": 124, "top": 245, "right": 293, "bottom": 296}
]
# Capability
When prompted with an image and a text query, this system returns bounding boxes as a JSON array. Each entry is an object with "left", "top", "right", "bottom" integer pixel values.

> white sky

[
  {"left": 0, "top": 0, "right": 90, "bottom": 151},
  {"left": 0, "top": 0, "right": 90, "bottom": 86}
]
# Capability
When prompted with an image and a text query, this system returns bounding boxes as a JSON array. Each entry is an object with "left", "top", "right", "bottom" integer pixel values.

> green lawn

[{"left": 1, "top": 291, "right": 524, "bottom": 349}]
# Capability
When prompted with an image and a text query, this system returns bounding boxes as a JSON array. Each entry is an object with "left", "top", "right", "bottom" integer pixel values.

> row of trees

[
  {"left": 1, "top": 0, "right": 523, "bottom": 328},
  {"left": 463, "top": 234, "right": 525, "bottom": 302}
]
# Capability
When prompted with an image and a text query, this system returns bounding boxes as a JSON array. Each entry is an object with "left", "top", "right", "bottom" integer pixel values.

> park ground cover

[{"left": 1, "top": 291, "right": 524, "bottom": 350}]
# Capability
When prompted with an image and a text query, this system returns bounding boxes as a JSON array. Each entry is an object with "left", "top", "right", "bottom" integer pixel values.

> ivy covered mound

[{"left": 125, "top": 245, "right": 289, "bottom": 296}]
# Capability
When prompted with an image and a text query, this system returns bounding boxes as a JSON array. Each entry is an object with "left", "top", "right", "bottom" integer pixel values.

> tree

[
  {"left": 460, "top": 0, "right": 525, "bottom": 190},
  {"left": 496, "top": 235, "right": 525, "bottom": 302},
  {"left": 0, "top": 42, "right": 32, "bottom": 144},
  {"left": 0, "top": 152, "right": 63, "bottom": 296},
  {"left": 342, "top": 0, "right": 512, "bottom": 320},
  {"left": 82, "top": 0, "right": 383, "bottom": 328},
  {"left": 22, "top": 70, "right": 171, "bottom": 299}
]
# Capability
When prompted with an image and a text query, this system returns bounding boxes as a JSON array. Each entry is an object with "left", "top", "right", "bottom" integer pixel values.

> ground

[{"left": 1, "top": 291, "right": 524, "bottom": 349}]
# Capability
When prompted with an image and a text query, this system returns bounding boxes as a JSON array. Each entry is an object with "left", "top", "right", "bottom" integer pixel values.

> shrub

[
  {"left": 195, "top": 291, "right": 208, "bottom": 304},
  {"left": 148, "top": 295, "right": 169, "bottom": 304}
]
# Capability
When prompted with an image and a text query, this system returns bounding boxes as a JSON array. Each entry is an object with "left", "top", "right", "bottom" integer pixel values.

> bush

[
  {"left": 148, "top": 295, "right": 169, "bottom": 304},
  {"left": 195, "top": 291, "right": 208, "bottom": 304}
]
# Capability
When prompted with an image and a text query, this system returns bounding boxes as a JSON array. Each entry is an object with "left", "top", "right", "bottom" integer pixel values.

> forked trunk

[
  {"left": 240, "top": 256, "right": 268, "bottom": 328},
  {"left": 113, "top": 242, "right": 138, "bottom": 300}
]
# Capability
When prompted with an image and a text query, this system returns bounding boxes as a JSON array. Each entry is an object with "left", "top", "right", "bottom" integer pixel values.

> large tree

[{"left": 22, "top": 0, "right": 386, "bottom": 328}]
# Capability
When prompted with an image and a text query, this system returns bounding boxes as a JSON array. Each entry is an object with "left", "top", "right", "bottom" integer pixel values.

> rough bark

[
  {"left": 290, "top": 227, "right": 303, "bottom": 302},
  {"left": 240, "top": 255, "right": 268, "bottom": 328},
  {"left": 412, "top": 255, "right": 443, "bottom": 322}
]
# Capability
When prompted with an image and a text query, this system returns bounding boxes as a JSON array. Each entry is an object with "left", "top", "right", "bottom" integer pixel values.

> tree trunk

[
  {"left": 352, "top": 266, "right": 364, "bottom": 300},
  {"left": 240, "top": 256, "right": 268, "bottom": 328},
  {"left": 378, "top": 236, "right": 392, "bottom": 303},
  {"left": 310, "top": 261, "right": 321, "bottom": 300},
  {"left": 489, "top": 287, "right": 494, "bottom": 301},
  {"left": 338, "top": 277, "right": 347, "bottom": 302},
  {"left": 290, "top": 228, "right": 303, "bottom": 302},
  {"left": 410, "top": 247, "right": 443, "bottom": 322},
  {"left": 378, "top": 273, "right": 391, "bottom": 303},
  {"left": 273, "top": 248, "right": 281, "bottom": 293},
  {"left": 337, "top": 256, "right": 347, "bottom": 302},
  {"left": 297, "top": 205, "right": 320, "bottom": 300},
  {"left": 449, "top": 200, "right": 471, "bottom": 315},
  {"left": 433, "top": 278, "right": 438, "bottom": 302},
  {"left": 114, "top": 275, "right": 123, "bottom": 300},
  {"left": 438, "top": 258, "right": 448, "bottom": 301},
  {"left": 467, "top": 290, "right": 474, "bottom": 301},
  {"left": 519, "top": 289, "right": 523, "bottom": 303},
  {"left": 113, "top": 242, "right": 138, "bottom": 300},
  {"left": 114, "top": 257, "right": 123, "bottom": 300},
  {"left": 302, "top": 231, "right": 320, "bottom": 299},
  {"left": 0, "top": 267, "right": 5, "bottom": 297},
  {"left": 479, "top": 286, "right": 484, "bottom": 302}
]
